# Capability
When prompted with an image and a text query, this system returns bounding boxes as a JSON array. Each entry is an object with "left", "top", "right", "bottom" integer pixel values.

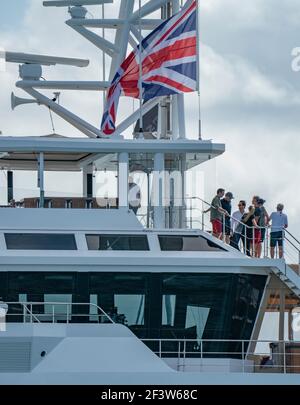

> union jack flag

[{"left": 101, "top": 0, "right": 198, "bottom": 135}]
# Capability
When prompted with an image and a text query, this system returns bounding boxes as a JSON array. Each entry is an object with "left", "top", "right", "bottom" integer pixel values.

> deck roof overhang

[{"left": 0, "top": 136, "right": 225, "bottom": 172}]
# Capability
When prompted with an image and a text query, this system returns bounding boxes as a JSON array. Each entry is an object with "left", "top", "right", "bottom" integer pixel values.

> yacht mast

[{"left": 5, "top": 0, "right": 203, "bottom": 229}]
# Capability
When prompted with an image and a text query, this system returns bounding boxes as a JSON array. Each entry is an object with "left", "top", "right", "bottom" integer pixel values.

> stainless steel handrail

[
  {"left": 162, "top": 197, "right": 299, "bottom": 265},
  {"left": 184, "top": 197, "right": 270, "bottom": 256},
  {"left": 21, "top": 303, "right": 41, "bottom": 323},
  {"left": 285, "top": 229, "right": 300, "bottom": 246},
  {"left": 185, "top": 196, "right": 300, "bottom": 263},
  {"left": 141, "top": 338, "right": 300, "bottom": 374}
]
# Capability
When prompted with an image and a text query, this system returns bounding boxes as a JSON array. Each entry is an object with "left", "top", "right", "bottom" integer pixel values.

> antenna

[
  {"left": 138, "top": 0, "right": 144, "bottom": 139},
  {"left": 43, "top": 0, "right": 113, "bottom": 7},
  {"left": 9, "top": 0, "right": 175, "bottom": 139},
  {"left": 196, "top": 0, "right": 202, "bottom": 140},
  {"left": 5, "top": 52, "right": 89, "bottom": 67},
  {"left": 53, "top": 92, "right": 61, "bottom": 103}
]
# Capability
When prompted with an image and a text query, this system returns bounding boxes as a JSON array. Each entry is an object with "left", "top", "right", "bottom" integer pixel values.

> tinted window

[
  {"left": 86, "top": 235, "right": 149, "bottom": 251},
  {"left": 89, "top": 273, "right": 147, "bottom": 328},
  {"left": 5, "top": 233, "right": 77, "bottom": 250},
  {"left": 7, "top": 272, "right": 76, "bottom": 301},
  {"left": 158, "top": 235, "right": 226, "bottom": 252},
  {"left": 3, "top": 271, "right": 267, "bottom": 355}
]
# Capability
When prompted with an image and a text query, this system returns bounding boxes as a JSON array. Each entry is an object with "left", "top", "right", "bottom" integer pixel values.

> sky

[{"left": 0, "top": 0, "right": 299, "bottom": 245}]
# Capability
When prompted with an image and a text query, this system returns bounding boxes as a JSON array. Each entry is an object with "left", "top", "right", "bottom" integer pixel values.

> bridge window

[
  {"left": 44, "top": 294, "right": 72, "bottom": 322},
  {"left": 158, "top": 235, "right": 226, "bottom": 252},
  {"left": 89, "top": 273, "right": 147, "bottom": 328},
  {"left": 5, "top": 233, "right": 77, "bottom": 250},
  {"left": 86, "top": 234, "right": 149, "bottom": 251}
]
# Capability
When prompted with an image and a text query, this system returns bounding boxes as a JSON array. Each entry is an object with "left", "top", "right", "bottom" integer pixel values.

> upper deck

[
  {"left": 0, "top": 135, "right": 225, "bottom": 171},
  {"left": 0, "top": 207, "right": 277, "bottom": 276},
  {"left": 0, "top": 135, "right": 225, "bottom": 230}
]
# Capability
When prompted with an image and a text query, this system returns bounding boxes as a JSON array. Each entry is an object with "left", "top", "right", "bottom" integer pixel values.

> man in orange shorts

[{"left": 209, "top": 188, "right": 226, "bottom": 239}]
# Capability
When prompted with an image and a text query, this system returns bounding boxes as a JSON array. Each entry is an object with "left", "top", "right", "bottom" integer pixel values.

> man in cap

[
  {"left": 0, "top": 298, "right": 8, "bottom": 332},
  {"left": 206, "top": 188, "right": 227, "bottom": 239},
  {"left": 221, "top": 192, "right": 234, "bottom": 244}
]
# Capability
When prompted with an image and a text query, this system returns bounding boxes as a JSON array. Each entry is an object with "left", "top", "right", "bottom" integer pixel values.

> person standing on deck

[
  {"left": 205, "top": 189, "right": 227, "bottom": 239},
  {"left": 257, "top": 198, "right": 270, "bottom": 249},
  {"left": 252, "top": 198, "right": 264, "bottom": 257},
  {"left": 232, "top": 200, "right": 246, "bottom": 234},
  {"left": 221, "top": 192, "right": 234, "bottom": 244},
  {"left": 269, "top": 204, "right": 288, "bottom": 259},
  {"left": 243, "top": 206, "right": 259, "bottom": 257}
]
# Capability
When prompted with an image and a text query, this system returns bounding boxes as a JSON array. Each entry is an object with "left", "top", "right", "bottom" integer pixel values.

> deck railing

[
  {"left": 141, "top": 338, "right": 300, "bottom": 374},
  {"left": 183, "top": 197, "right": 300, "bottom": 266},
  {"left": 1, "top": 194, "right": 299, "bottom": 265},
  {"left": 3, "top": 301, "right": 300, "bottom": 374},
  {"left": 136, "top": 197, "right": 299, "bottom": 265},
  {"left": 5, "top": 301, "right": 114, "bottom": 324}
]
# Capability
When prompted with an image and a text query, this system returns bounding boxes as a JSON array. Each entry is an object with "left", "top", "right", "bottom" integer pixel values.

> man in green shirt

[{"left": 208, "top": 188, "right": 226, "bottom": 238}]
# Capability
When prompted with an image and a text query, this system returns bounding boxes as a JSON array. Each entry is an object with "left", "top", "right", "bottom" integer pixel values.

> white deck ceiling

[{"left": 0, "top": 136, "right": 225, "bottom": 171}]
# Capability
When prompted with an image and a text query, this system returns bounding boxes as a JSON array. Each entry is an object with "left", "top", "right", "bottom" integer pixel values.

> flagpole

[
  {"left": 138, "top": 0, "right": 144, "bottom": 136},
  {"left": 196, "top": 0, "right": 202, "bottom": 140},
  {"left": 102, "top": 3, "right": 106, "bottom": 110}
]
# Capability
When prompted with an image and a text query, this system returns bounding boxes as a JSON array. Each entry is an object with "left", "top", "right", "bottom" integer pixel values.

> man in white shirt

[
  {"left": 231, "top": 200, "right": 246, "bottom": 233},
  {"left": 269, "top": 204, "right": 288, "bottom": 259}
]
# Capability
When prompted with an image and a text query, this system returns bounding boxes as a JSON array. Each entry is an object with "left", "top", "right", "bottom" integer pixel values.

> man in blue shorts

[{"left": 269, "top": 203, "right": 288, "bottom": 259}]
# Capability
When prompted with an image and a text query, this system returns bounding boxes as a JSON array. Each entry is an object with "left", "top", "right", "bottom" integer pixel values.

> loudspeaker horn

[{"left": 11, "top": 92, "right": 38, "bottom": 110}]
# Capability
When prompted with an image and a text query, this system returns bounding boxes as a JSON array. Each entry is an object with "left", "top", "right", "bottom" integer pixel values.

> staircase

[
  {"left": 271, "top": 230, "right": 300, "bottom": 298},
  {"left": 271, "top": 262, "right": 300, "bottom": 298}
]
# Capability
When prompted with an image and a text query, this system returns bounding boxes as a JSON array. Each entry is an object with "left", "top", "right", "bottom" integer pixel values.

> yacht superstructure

[{"left": 0, "top": 0, "right": 300, "bottom": 385}]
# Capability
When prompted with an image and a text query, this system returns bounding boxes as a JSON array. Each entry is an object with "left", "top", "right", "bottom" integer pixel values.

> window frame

[
  {"left": 158, "top": 234, "right": 227, "bottom": 252},
  {"left": 4, "top": 233, "right": 78, "bottom": 251},
  {"left": 85, "top": 233, "right": 150, "bottom": 251}
]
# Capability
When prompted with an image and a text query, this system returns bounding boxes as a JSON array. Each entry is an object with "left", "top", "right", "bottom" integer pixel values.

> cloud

[
  {"left": 0, "top": 0, "right": 111, "bottom": 136},
  {"left": 201, "top": 0, "right": 268, "bottom": 29},
  {"left": 201, "top": 0, "right": 300, "bottom": 30},
  {"left": 199, "top": 44, "right": 300, "bottom": 108}
]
